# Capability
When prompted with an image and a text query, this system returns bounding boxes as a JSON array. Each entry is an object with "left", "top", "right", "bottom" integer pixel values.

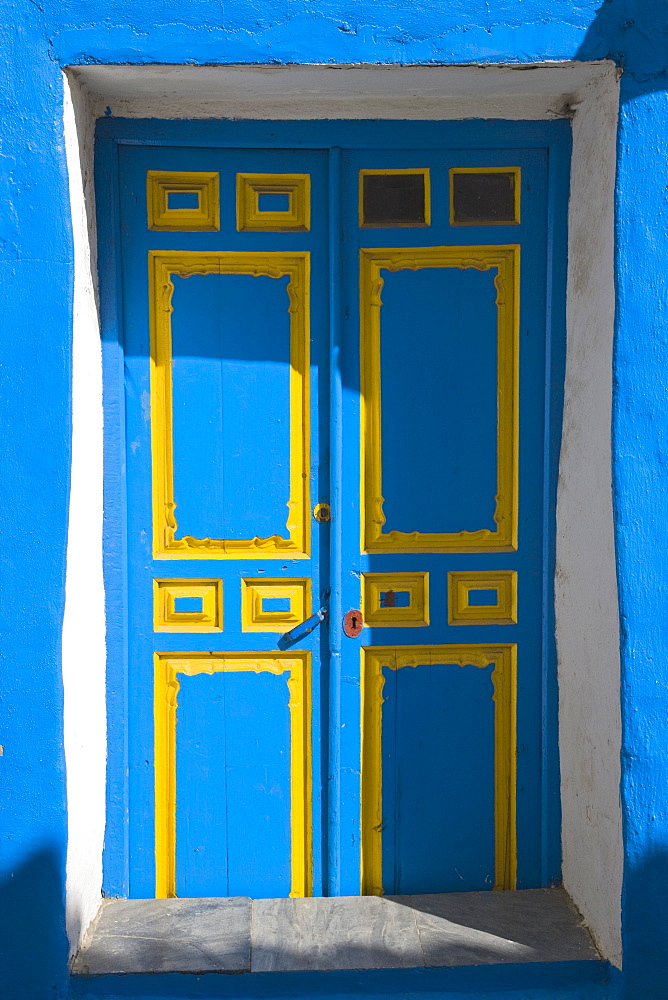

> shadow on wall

[
  {"left": 619, "top": 849, "right": 668, "bottom": 1000},
  {"left": 575, "top": 0, "right": 668, "bottom": 94},
  {"left": 0, "top": 846, "right": 69, "bottom": 1000}
]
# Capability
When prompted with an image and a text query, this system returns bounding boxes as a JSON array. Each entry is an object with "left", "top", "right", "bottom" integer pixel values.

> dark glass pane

[
  {"left": 362, "top": 172, "right": 426, "bottom": 226},
  {"left": 452, "top": 171, "right": 517, "bottom": 225}
]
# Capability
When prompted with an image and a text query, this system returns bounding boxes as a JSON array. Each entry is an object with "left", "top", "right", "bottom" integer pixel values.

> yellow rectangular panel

[
  {"left": 154, "top": 579, "right": 223, "bottom": 632},
  {"left": 154, "top": 651, "right": 311, "bottom": 900},
  {"left": 241, "top": 578, "right": 310, "bottom": 632},
  {"left": 147, "top": 171, "right": 220, "bottom": 231},
  {"left": 149, "top": 251, "right": 310, "bottom": 559},
  {"left": 360, "top": 245, "right": 519, "bottom": 554},
  {"left": 362, "top": 572, "right": 429, "bottom": 627},
  {"left": 448, "top": 571, "right": 518, "bottom": 626},
  {"left": 360, "top": 644, "right": 516, "bottom": 897},
  {"left": 237, "top": 173, "right": 310, "bottom": 232}
]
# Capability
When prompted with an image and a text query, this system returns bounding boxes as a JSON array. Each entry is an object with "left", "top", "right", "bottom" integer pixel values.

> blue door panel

[
  {"left": 379, "top": 266, "right": 499, "bottom": 535},
  {"left": 170, "top": 271, "right": 293, "bottom": 541},
  {"left": 175, "top": 671, "right": 293, "bottom": 899},
  {"left": 103, "top": 121, "right": 569, "bottom": 900},
  {"left": 381, "top": 661, "right": 496, "bottom": 894}
]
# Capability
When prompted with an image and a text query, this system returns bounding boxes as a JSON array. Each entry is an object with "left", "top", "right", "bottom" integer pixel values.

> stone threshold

[{"left": 73, "top": 887, "right": 599, "bottom": 977}]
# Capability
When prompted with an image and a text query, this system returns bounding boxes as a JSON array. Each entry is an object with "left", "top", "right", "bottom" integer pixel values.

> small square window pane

[
  {"left": 380, "top": 590, "right": 412, "bottom": 608},
  {"left": 174, "top": 595, "right": 204, "bottom": 613},
  {"left": 258, "top": 192, "right": 291, "bottom": 213},
  {"left": 467, "top": 589, "right": 499, "bottom": 608},
  {"left": 362, "top": 172, "right": 427, "bottom": 227},
  {"left": 167, "top": 191, "right": 200, "bottom": 210},
  {"left": 262, "top": 597, "right": 292, "bottom": 613},
  {"left": 451, "top": 170, "right": 518, "bottom": 225}
]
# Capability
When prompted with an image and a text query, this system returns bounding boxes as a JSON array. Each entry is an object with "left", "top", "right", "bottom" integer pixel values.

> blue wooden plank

[
  {"left": 326, "top": 146, "right": 344, "bottom": 896},
  {"left": 176, "top": 672, "right": 229, "bottom": 898},
  {"left": 97, "top": 117, "right": 573, "bottom": 153},
  {"left": 383, "top": 661, "right": 496, "bottom": 894},
  {"left": 224, "top": 670, "right": 292, "bottom": 897},
  {"left": 98, "top": 135, "right": 132, "bottom": 898},
  {"left": 175, "top": 670, "right": 292, "bottom": 898},
  {"left": 379, "top": 667, "right": 398, "bottom": 890}
]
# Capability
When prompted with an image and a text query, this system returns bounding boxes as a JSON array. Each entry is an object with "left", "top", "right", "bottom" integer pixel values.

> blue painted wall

[
  {"left": 612, "top": 79, "right": 668, "bottom": 1000},
  {"left": 0, "top": 7, "right": 73, "bottom": 1000},
  {"left": 0, "top": 1, "right": 667, "bottom": 998}
]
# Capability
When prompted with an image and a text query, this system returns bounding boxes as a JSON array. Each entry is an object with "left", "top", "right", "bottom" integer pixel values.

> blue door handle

[{"left": 278, "top": 608, "right": 328, "bottom": 649}]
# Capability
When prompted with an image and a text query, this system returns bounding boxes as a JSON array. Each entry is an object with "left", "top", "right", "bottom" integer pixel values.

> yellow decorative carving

[
  {"left": 360, "top": 245, "right": 519, "bottom": 553},
  {"left": 358, "top": 168, "right": 431, "bottom": 228},
  {"left": 149, "top": 251, "right": 310, "bottom": 558},
  {"left": 154, "top": 579, "right": 223, "bottom": 632},
  {"left": 449, "top": 167, "right": 521, "bottom": 227},
  {"left": 448, "top": 571, "right": 518, "bottom": 626},
  {"left": 236, "top": 173, "right": 311, "bottom": 232},
  {"left": 360, "top": 643, "right": 516, "bottom": 896},
  {"left": 154, "top": 651, "right": 311, "bottom": 899},
  {"left": 147, "top": 171, "right": 220, "bottom": 231},
  {"left": 241, "top": 578, "right": 311, "bottom": 633},
  {"left": 362, "top": 572, "right": 429, "bottom": 627}
]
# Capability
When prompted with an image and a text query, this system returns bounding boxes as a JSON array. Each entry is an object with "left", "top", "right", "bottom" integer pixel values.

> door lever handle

[{"left": 278, "top": 608, "right": 328, "bottom": 650}]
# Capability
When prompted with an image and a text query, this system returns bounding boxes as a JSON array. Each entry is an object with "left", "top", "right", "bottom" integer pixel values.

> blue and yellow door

[{"left": 109, "top": 122, "right": 567, "bottom": 899}]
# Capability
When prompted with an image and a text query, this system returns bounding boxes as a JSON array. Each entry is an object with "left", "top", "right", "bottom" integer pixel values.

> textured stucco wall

[
  {"left": 1, "top": 1, "right": 667, "bottom": 998},
  {"left": 557, "top": 65, "right": 621, "bottom": 968}
]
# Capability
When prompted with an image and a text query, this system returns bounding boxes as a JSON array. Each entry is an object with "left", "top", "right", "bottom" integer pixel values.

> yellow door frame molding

[
  {"left": 149, "top": 250, "right": 310, "bottom": 559},
  {"left": 360, "top": 245, "right": 519, "bottom": 553}
]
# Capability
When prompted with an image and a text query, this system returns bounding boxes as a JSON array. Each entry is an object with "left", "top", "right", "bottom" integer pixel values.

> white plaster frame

[{"left": 62, "top": 62, "right": 622, "bottom": 966}]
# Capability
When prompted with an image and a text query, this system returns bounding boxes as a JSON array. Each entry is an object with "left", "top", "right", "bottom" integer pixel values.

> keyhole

[{"left": 351, "top": 615, "right": 358, "bottom": 629}]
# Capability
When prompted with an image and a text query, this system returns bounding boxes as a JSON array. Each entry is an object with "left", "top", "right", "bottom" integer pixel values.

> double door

[{"left": 114, "top": 124, "right": 564, "bottom": 899}]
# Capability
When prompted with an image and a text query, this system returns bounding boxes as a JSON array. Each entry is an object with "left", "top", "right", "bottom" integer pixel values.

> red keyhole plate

[{"left": 343, "top": 609, "right": 364, "bottom": 638}]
